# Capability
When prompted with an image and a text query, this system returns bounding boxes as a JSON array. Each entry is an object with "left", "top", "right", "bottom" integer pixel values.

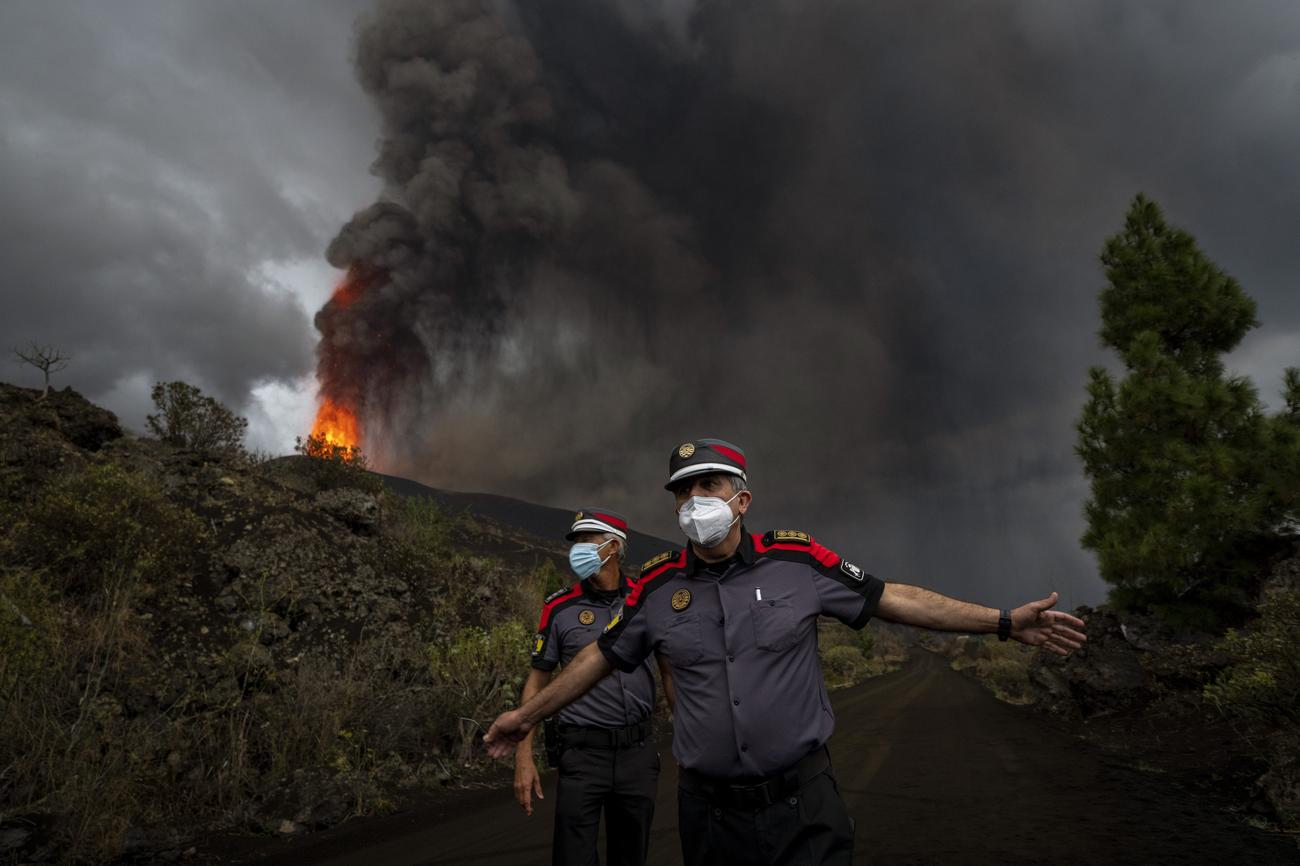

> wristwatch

[{"left": 997, "top": 609, "right": 1012, "bottom": 642}]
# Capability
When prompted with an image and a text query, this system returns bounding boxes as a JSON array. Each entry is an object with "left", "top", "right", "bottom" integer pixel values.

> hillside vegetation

[{"left": 0, "top": 382, "right": 556, "bottom": 862}]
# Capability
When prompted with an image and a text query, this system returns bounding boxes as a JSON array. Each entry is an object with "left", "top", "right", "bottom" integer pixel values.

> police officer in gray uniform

[
  {"left": 514, "top": 508, "right": 673, "bottom": 866},
  {"left": 488, "top": 441, "right": 1087, "bottom": 865}
]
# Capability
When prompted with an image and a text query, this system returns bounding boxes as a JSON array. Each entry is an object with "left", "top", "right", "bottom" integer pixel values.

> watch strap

[{"left": 997, "top": 609, "right": 1012, "bottom": 642}]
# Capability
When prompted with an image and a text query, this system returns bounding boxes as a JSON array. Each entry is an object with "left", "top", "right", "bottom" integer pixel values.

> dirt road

[{"left": 224, "top": 652, "right": 1297, "bottom": 865}]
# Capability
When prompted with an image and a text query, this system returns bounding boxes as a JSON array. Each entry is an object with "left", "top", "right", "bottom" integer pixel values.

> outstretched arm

[
  {"left": 485, "top": 642, "right": 614, "bottom": 758},
  {"left": 877, "top": 584, "right": 1086, "bottom": 656}
]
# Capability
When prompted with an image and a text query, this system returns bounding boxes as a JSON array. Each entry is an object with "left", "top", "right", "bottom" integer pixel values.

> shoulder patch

[
  {"left": 641, "top": 550, "right": 675, "bottom": 573},
  {"left": 544, "top": 585, "right": 572, "bottom": 604},
  {"left": 767, "top": 529, "right": 811, "bottom": 545}
]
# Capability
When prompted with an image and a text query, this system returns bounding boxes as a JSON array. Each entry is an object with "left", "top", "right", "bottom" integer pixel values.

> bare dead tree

[{"left": 12, "top": 343, "right": 71, "bottom": 400}]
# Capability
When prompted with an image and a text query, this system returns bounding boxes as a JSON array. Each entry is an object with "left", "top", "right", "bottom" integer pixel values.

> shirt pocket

[
  {"left": 751, "top": 598, "right": 800, "bottom": 653},
  {"left": 662, "top": 613, "right": 704, "bottom": 667}
]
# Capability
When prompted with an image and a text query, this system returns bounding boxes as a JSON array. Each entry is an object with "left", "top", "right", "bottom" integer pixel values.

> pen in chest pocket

[{"left": 755, "top": 587, "right": 762, "bottom": 601}]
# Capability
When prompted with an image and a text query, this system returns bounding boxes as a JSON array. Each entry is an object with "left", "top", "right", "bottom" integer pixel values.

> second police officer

[
  {"left": 489, "top": 441, "right": 1087, "bottom": 865},
  {"left": 514, "top": 508, "right": 674, "bottom": 866}
]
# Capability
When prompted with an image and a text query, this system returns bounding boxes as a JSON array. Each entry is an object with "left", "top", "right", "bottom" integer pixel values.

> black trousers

[
  {"left": 677, "top": 768, "right": 854, "bottom": 866},
  {"left": 552, "top": 739, "right": 659, "bottom": 866}
]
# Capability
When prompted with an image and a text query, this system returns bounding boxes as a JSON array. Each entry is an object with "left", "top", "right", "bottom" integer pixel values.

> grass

[
  {"left": 949, "top": 637, "right": 1039, "bottom": 705},
  {"left": 0, "top": 458, "right": 550, "bottom": 862}
]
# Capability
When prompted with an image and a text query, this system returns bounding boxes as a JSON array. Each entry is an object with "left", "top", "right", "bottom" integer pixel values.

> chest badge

[
  {"left": 578, "top": 609, "right": 596, "bottom": 625},
  {"left": 671, "top": 588, "right": 692, "bottom": 611}
]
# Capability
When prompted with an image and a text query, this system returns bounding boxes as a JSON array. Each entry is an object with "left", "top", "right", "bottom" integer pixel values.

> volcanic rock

[
  {"left": 315, "top": 487, "right": 381, "bottom": 533},
  {"left": 1029, "top": 607, "right": 1147, "bottom": 716}
]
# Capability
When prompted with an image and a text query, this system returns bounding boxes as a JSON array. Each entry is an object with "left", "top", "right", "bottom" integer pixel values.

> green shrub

[
  {"left": 856, "top": 627, "right": 875, "bottom": 658},
  {"left": 147, "top": 380, "right": 248, "bottom": 453},
  {"left": 867, "top": 626, "right": 909, "bottom": 667},
  {"left": 219, "top": 634, "right": 437, "bottom": 809},
  {"left": 429, "top": 556, "right": 538, "bottom": 635},
  {"left": 387, "top": 495, "right": 454, "bottom": 557},
  {"left": 6, "top": 463, "right": 202, "bottom": 601},
  {"left": 817, "top": 621, "right": 902, "bottom": 688},
  {"left": 951, "top": 638, "right": 1038, "bottom": 705},
  {"left": 532, "top": 558, "right": 569, "bottom": 600},
  {"left": 821, "top": 644, "right": 868, "bottom": 688},
  {"left": 1204, "top": 590, "right": 1300, "bottom": 727},
  {"left": 428, "top": 621, "right": 531, "bottom": 763},
  {"left": 0, "top": 569, "right": 54, "bottom": 693}
]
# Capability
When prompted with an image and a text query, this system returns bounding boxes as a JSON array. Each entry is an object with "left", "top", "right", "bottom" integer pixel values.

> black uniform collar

[
  {"left": 581, "top": 575, "right": 628, "bottom": 601},
  {"left": 686, "top": 525, "right": 755, "bottom": 575}
]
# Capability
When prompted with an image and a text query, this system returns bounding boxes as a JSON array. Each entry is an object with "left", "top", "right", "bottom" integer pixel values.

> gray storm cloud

[
  {"left": 315, "top": 0, "right": 1300, "bottom": 605},
  {"left": 0, "top": 0, "right": 377, "bottom": 439}
]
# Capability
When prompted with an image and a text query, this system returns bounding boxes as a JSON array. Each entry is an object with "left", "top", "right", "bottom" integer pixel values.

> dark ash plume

[{"left": 317, "top": 0, "right": 1300, "bottom": 604}]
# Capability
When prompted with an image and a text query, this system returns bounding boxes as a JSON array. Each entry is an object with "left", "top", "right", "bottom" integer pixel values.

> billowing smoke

[{"left": 316, "top": 0, "right": 1300, "bottom": 604}]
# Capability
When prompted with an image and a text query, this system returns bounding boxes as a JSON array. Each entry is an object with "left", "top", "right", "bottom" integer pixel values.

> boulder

[
  {"left": 1029, "top": 607, "right": 1147, "bottom": 716},
  {"left": 315, "top": 488, "right": 381, "bottom": 533},
  {"left": 46, "top": 386, "right": 122, "bottom": 451},
  {"left": 254, "top": 768, "right": 356, "bottom": 832}
]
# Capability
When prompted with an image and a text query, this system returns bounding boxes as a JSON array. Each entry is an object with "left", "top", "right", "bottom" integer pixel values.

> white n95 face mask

[{"left": 677, "top": 491, "right": 740, "bottom": 547}]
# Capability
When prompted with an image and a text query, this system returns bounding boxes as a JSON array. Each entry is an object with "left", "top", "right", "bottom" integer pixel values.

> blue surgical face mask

[{"left": 568, "top": 538, "right": 616, "bottom": 578}]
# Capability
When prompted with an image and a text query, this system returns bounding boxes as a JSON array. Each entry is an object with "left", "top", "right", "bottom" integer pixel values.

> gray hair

[
  {"left": 730, "top": 475, "right": 749, "bottom": 495},
  {"left": 600, "top": 532, "right": 628, "bottom": 562}
]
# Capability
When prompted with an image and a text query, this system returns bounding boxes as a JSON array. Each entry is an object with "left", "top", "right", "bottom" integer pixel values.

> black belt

[
  {"left": 678, "top": 746, "right": 831, "bottom": 810},
  {"left": 556, "top": 720, "right": 650, "bottom": 750}
]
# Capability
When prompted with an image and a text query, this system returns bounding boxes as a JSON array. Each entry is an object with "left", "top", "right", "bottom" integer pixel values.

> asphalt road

[{"left": 232, "top": 652, "right": 1298, "bottom": 865}]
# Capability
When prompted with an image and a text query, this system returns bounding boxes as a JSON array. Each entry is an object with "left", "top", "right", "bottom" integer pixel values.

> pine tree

[
  {"left": 1076, "top": 195, "right": 1285, "bottom": 626},
  {"left": 1260, "top": 367, "right": 1300, "bottom": 538}
]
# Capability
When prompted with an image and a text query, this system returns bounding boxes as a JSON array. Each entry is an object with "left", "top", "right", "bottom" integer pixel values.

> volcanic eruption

[{"left": 306, "top": 0, "right": 1102, "bottom": 601}]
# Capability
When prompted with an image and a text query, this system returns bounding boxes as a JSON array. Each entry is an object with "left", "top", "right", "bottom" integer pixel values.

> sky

[{"left": 2, "top": 0, "right": 1297, "bottom": 608}]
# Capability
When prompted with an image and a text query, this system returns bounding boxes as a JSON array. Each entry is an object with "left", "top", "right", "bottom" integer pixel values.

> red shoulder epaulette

[{"left": 537, "top": 582, "right": 583, "bottom": 630}]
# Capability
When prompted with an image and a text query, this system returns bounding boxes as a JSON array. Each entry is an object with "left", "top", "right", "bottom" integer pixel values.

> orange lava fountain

[
  {"left": 311, "top": 397, "right": 361, "bottom": 451},
  {"left": 308, "top": 267, "right": 367, "bottom": 456}
]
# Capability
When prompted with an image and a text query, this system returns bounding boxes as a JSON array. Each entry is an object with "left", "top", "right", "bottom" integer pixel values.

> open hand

[
  {"left": 483, "top": 709, "right": 531, "bottom": 760},
  {"left": 1011, "top": 592, "right": 1087, "bottom": 656},
  {"left": 514, "top": 758, "right": 545, "bottom": 816}
]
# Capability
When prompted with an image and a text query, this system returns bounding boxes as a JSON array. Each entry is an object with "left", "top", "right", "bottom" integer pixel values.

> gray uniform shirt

[
  {"left": 597, "top": 529, "right": 884, "bottom": 778},
  {"left": 532, "top": 576, "right": 656, "bottom": 728}
]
